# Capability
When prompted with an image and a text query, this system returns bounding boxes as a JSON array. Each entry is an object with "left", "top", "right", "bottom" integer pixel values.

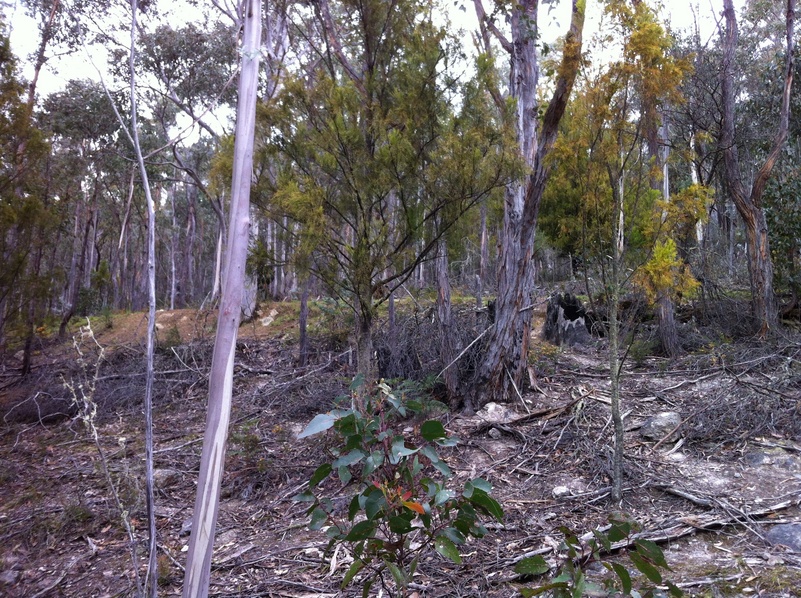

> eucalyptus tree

[
  {"left": 720, "top": 0, "right": 796, "bottom": 335},
  {"left": 41, "top": 79, "right": 127, "bottom": 332},
  {"left": 268, "top": 0, "right": 515, "bottom": 378},
  {"left": 0, "top": 24, "right": 50, "bottom": 352},
  {"left": 183, "top": 2, "right": 262, "bottom": 595},
  {"left": 468, "top": 0, "right": 585, "bottom": 410}
]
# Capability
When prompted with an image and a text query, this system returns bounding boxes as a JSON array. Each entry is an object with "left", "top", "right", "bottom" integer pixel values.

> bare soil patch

[{"left": 1, "top": 305, "right": 800, "bottom": 597}]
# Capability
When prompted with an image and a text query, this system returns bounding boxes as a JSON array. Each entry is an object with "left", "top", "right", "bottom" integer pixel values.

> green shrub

[
  {"left": 295, "top": 376, "right": 503, "bottom": 596},
  {"left": 515, "top": 515, "right": 682, "bottom": 597}
]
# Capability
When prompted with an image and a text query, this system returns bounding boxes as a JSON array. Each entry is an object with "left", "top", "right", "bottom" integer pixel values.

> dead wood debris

[{"left": 3, "top": 328, "right": 801, "bottom": 596}]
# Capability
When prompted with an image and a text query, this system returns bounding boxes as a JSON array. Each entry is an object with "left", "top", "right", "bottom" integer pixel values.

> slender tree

[
  {"left": 270, "top": 0, "right": 513, "bottom": 379},
  {"left": 182, "top": 1, "right": 261, "bottom": 595}
]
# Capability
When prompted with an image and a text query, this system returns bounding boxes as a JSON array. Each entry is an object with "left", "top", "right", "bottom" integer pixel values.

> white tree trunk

[{"left": 182, "top": 2, "right": 262, "bottom": 595}]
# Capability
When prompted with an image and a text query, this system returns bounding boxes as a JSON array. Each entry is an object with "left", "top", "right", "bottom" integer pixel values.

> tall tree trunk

[
  {"left": 170, "top": 178, "right": 179, "bottom": 310},
  {"left": 608, "top": 168, "right": 625, "bottom": 502},
  {"left": 721, "top": 0, "right": 794, "bottom": 335},
  {"left": 182, "top": 3, "right": 261, "bottom": 594},
  {"left": 185, "top": 182, "right": 197, "bottom": 305},
  {"left": 436, "top": 240, "right": 460, "bottom": 407},
  {"left": 60, "top": 190, "right": 95, "bottom": 337},
  {"left": 123, "top": 1, "right": 160, "bottom": 592},
  {"left": 298, "top": 276, "right": 310, "bottom": 367},
  {"left": 468, "top": 0, "right": 584, "bottom": 411},
  {"left": 475, "top": 200, "right": 488, "bottom": 327}
]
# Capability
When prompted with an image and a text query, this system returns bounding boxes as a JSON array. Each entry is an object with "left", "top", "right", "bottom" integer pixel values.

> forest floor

[{"left": 1, "top": 300, "right": 801, "bottom": 597}]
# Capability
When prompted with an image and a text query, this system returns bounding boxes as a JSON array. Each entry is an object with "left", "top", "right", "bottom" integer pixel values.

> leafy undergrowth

[{"left": 1, "top": 306, "right": 800, "bottom": 597}]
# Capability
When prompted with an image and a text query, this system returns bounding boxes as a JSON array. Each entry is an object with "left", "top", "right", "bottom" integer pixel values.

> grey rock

[
  {"left": 0, "top": 569, "right": 20, "bottom": 585},
  {"left": 765, "top": 523, "right": 801, "bottom": 552},
  {"left": 153, "top": 468, "right": 181, "bottom": 488},
  {"left": 744, "top": 447, "right": 801, "bottom": 472},
  {"left": 180, "top": 518, "right": 193, "bottom": 536},
  {"left": 640, "top": 411, "right": 682, "bottom": 440}
]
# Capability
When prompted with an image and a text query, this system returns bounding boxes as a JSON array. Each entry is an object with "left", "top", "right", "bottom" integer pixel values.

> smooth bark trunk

[{"left": 182, "top": 3, "right": 261, "bottom": 595}]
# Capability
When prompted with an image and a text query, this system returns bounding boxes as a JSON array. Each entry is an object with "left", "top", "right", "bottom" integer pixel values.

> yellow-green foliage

[
  {"left": 634, "top": 238, "right": 699, "bottom": 302},
  {"left": 634, "top": 184, "right": 712, "bottom": 302}
]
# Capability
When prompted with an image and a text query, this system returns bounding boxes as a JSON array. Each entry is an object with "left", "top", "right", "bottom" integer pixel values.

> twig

[
  {"left": 29, "top": 556, "right": 81, "bottom": 598},
  {"left": 506, "top": 366, "right": 531, "bottom": 415},
  {"left": 657, "top": 372, "right": 720, "bottom": 392},
  {"left": 437, "top": 325, "right": 492, "bottom": 379},
  {"left": 654, "top": 484, "right": 715, "bottom": 507}
]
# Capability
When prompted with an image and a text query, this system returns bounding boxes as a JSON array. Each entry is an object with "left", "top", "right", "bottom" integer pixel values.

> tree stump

[{"left": 544, "top": 292, "right": 591, "bottom": 346}]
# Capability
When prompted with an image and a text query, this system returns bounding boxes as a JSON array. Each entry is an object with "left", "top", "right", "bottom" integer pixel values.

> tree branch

[
  {"left": 473, "top": 0, "right": 513, "bottom": 54},
  {"left": 313, "top": 0, "right": 368, "bottom": 97}
]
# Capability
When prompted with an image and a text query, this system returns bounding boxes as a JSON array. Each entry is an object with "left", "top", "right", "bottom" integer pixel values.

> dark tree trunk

[
  {"left": 436, "top": 241, "right": 460, "bottom": 407},
  {"left": 721, "top": 0, "right": 794, "bottom": 335},
  {"left": 468, "top": 0, "right": 584, "bottom": 411},
  {"left": 656, "top": 291, "right": 681, "bottom": 357},
  {"left": 298, "top": 277, "right": 310, "bottom": 367}
]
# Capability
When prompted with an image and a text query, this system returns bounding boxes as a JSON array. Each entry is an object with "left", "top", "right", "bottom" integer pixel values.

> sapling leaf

[
  {"left": 441, "top": 526, "right": 465, "bottom": 545},
  {"left": 608, "top": 520, "right": 631, "bottom": 541},
  {"left": 468, "top": 489, "right": 504, "bottom": 520},
  {"left": 309, "top": 463, "right": 333, "bottom": 486},
  {"left": 630, "top": 552, "right": 663, "bottom": 584},
  {"left": 435, "top": 436, "right": 458, "bottom": 447},
  {"left": 402, "top": 500, "right": 425, "bottom": 515},
  {"left": 421, "top": 420, "right": 447, "bottom": 441},
  {"left": 299, "top": 413, "right": 337, "bottom": 438},
  {"left": 332, "top": 449, "right": 365, "bottom": 469},
  {"left": 337, "top": 465, "right": 352, "bottom": 484},
  {"left": 389, "top": 514, "right": 414, "bottom": 534},
  {"left": 514, "top": 555, "right": 550, "bottom": 576},
  {"left": 292, "top": 490, "right": 315, "bottom": 502},
  {"left": 309, "top": 507, "right": 328, "bottom": 530},
  {"left": 469, "top": 478, "right": 493, "bottom": 493},
  {"left": 435, "top": 535, "right": 462, "bottom": 563},
  {"left": 344, "top": 520, "right": 375, "bottom": 541},
  {"left": 348, "top": 494, "right": 360, "bottom": 520},
  {"left": 365, "top": 489, "right": 386, "bottom": 520},
  {"left": 634, "top": 539, "right": 670, "bottom": 569},
  {"left": 592, "top": 528, "right": 611, "bottom": 552},
  {"left": 607, "top": 562, "right": 632, "bottom": 594},
  {"left": 390, "top": 437, "right": 418, "bottom": 462},
  {"left": 419, "top": 445, "right": 440, "bottom": 463},
  {"left": 434, "top": 488, "right": 454, "bottom": 506},
  {"left": 667, "top": 581, "right": 684, "bottom": 596},
  {"left": 361, "top": 577, "right": 374, "bottom": 598},
  {"left": 341, "top": 558, "right": 364, "bottom": 587},
  {"left": 349, "top": 373, "right": 365, "bottom": 392},
  {"left": 432, "top": 459, "right": 452, "bottom": 477},
  {"left": 385, "top": 560, "right": 406, "bottom": 588},
  {"left": 519, "top": 582, "right": 567, "bottom": 597}
]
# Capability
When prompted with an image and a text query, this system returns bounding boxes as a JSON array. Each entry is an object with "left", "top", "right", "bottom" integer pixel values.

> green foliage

[
  {"left": 296, "top": 378, "right": 503, "bottom": 596},
  {"left": 255, "top": 0, "right": 517, "bottom": 374},
  {"left": 516, "top": 516, "right": 682, "bottom": 598},
  {"left": 765, "top": 169, "right": 801, "bottom": 297},
  {"left": 633, "top": 238, "right": 699, "bottom": 304},
  {"left": 158, "top": 324, "right": 182, "bottom": 350}
]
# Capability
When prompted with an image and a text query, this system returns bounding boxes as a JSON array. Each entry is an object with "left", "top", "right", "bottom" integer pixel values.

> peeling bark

[{"left": 721, "top": 0, "right": 795, "bottom": 335}]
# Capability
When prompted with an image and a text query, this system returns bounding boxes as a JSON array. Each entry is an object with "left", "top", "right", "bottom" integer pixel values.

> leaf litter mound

[{"left": 1, "top": 307, "right": 800, "bottom": 597}]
